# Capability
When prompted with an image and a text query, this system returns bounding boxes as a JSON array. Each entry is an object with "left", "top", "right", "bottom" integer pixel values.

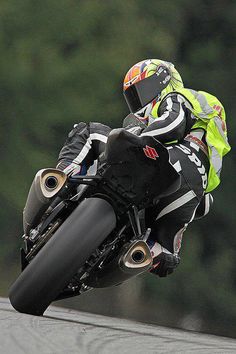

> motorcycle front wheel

[{"left": 9, "top": 197, "right": 116, "bottom": 316}]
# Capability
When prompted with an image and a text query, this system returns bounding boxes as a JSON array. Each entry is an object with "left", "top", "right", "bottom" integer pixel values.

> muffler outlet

[
  {"left": 45, "top": 176, "right": 58, "bottom": 190},
  {"left": 131, "top": 250, "right": 145, "bottom": 264},
  {"left": 121, "top": 240, "right": 153, "bottom": 269},
  {"left": 40, "top": 169, "right": 67, "bottom": 198}
]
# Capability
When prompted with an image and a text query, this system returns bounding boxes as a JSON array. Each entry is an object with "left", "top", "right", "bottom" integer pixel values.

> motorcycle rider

[{"left": 57, "top": 59, "right": 231, "bottom": 277}]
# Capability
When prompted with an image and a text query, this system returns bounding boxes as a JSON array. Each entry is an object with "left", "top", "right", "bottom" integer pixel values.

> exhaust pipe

[
  {"left": 23, "top": 169, "right": 67, "bottom": 235},
  {"left": 86, "top": 240, "right": 153, "bottom": 288},
  {"left": 39, "top": 169, "right": 67, "bottom": 198},
  {"left": 121, "top": 240, "right": 152, "bottom": 269}
]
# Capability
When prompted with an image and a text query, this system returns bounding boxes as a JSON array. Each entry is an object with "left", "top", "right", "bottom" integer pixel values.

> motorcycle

[{"left": 9, "top": 126, "right": 180, "bottom": 316}]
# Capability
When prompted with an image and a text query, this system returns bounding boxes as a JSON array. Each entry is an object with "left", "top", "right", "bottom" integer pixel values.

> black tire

[{"left": 9, "top": 197, "right": 116, "bottom": 316}]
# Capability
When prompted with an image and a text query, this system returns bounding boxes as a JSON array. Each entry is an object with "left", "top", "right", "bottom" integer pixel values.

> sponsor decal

[
  {"left": 162, "top": 74, "right": 171, "bottom": 84},
  {"left": 177, "top": 144, "right": 207, "bottom": 189},
  {"left": 156, "top": 66, "right": 164, "bottom": 75},
  {"left": 143, "top": 145, "right": 159, "bottom": 160}
]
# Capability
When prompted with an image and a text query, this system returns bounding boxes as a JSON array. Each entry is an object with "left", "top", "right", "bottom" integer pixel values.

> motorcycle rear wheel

[{"left": 9, "top": 197, "right": 116, "bottom": 316}]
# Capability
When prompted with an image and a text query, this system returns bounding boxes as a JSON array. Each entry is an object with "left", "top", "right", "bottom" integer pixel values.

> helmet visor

[{"left": 123, "top": 65, "right": 171, "bottom": 113}]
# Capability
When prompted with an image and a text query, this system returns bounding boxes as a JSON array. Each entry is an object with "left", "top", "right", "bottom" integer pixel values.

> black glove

[{"left": 150, "top": 252, "right": 180, "bottom": 277}]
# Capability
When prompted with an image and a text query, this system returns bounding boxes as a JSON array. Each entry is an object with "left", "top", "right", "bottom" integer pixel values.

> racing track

[{"left": 0, "top": 297, "right": 236, "bottom": 354}]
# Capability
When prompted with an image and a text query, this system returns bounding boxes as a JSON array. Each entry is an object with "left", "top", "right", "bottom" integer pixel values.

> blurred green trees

[{"left": 0, "top": 0, "right": 235, "bottom": 337}]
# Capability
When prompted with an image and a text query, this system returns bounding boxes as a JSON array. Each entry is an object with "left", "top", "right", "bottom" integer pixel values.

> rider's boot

[{"left": 147, "top": 239, "right": 180, "bottom": 277}]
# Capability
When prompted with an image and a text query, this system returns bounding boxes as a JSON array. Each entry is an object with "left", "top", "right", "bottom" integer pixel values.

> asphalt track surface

[{"left": 1, "top": 297, "right": 236, "bottom": 354}]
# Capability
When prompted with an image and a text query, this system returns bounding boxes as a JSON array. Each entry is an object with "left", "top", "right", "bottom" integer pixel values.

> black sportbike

[{"left": 9, "top": 126, "right": 180, "bottom": 316}]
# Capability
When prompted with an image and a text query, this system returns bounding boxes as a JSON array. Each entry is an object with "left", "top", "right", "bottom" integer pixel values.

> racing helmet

[{"left": 123, "top": 59, "right": 184, "bottom": 120}]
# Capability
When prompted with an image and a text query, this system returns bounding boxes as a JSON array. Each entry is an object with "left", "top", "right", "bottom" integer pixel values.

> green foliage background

[{"left": 0, "top": 0, "right": 235, "bottom": 337}]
